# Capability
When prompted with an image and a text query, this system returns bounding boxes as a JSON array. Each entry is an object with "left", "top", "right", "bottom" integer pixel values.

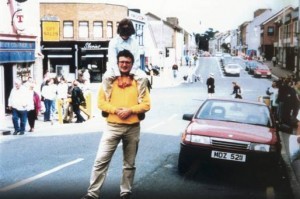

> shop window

[
  {"left": 93, "top": 21, "right": 103, "bottom": 38},
  {"left": 267, "top": 26, "right": 274, "bottom": 36},
  {"left": 63, "top": 21, "right": 73, "bottom": 38},
  {"left": 16, "top": 63, "right": 31, "bottom": 82},
  {"left": 107, "top": 21, "right": 113, "bottom": 39},
  {"left": 79, "top": 21, "right": 89, "bottom": 38}
]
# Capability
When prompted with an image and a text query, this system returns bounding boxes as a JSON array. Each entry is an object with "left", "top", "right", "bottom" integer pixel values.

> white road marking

[
  {"left": 0, "top": 158, "right": 84, "bottom": 192},
  {"left": 145, "top": 114, "right": 178, "bottom": 131},
  {"left": 145, "top": 121, "right": 165, "bottom": 131},
  {"left": 167, "top": 114, "right": 178, "bottom": 121}
]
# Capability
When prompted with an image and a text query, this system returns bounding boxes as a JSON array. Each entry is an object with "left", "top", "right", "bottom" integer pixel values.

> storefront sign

[
  {"left": 12, "top": 9, "right": 25, "bottom": 32},
  {"left": 82, "top": 42, "right": 102, "bottom": 50},
  {"left": 42, "top": 21, "right": 60, "bottom": 42},
  {"left": 0, "top": 41, "right": 35, "bottom": 63}
]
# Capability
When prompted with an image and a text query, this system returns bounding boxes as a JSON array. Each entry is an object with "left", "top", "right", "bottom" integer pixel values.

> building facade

[
  {"left": 40, "top": 2, "right": 128, "bottom": 82},
  {"left": 0, "top": 0, "right": 41, "bottom": 120}
]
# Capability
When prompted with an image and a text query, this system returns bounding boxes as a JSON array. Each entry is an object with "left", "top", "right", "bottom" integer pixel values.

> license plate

[{"left": 211, "top": 150, "right": 246, "bottom": 162}]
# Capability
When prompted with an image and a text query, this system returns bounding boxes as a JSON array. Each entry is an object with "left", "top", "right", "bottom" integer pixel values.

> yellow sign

[{"left": 42, "top": 21, "right": 60, "bottom": 41}]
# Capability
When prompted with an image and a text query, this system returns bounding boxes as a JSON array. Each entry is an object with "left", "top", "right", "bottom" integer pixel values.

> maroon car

[
  {"left": 253, "top": 64, "right": 272, "bottom": 78},
  {"left": 178, "top": 98, "right": 281, "bottom": 174}
]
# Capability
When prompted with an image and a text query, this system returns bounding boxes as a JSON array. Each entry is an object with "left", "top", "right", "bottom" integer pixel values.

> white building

[
  {"left": 246, "top": 9, "right": 273, "bottom": 57},
  {"left": 0, "top": 0, "right": 41, "bottom": 124}
]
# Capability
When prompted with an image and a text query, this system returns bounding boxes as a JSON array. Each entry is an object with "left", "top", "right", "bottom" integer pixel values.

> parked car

[
  {"left": 253, "top": 64, "right": 272, "bottom": 78},
  {"left": 214, "top": 52, "right": 223, "bottom": 61},
  {"left": 178, "top": 98, "right": 281, "bottom": 174},
  {"left": 232, "top": 56, "right": 246, "bottom": 69},
  {"left": 223, "top": 63, "right": 241, "bottom": 76},
  {"left": 220, "top": 55, "right": 232, "bottom": 67},
  {"left": 246, "top": 60, "right": 263, "bottom": 74}
]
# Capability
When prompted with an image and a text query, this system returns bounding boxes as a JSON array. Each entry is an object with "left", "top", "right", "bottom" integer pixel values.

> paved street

[{"left": 0, "top": 57, "right": 299, "bottom": 199}]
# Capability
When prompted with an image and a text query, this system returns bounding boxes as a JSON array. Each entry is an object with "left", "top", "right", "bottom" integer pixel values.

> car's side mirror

[{"left": 182, "top": 114, "right": 194, "bottom": 121}]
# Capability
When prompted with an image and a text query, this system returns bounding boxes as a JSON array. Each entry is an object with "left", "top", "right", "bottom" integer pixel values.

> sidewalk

[{"left": 264, "top": 60, "right": 294, "bottom": 79}]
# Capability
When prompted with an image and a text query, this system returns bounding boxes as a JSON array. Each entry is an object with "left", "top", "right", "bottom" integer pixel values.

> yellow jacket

[{"left": 98, "top": 78, "right": 151, "bottom": 124}]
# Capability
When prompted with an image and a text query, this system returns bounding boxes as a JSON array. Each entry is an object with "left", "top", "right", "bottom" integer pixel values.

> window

[
  {"left": 79, "top": 21, "right": 89, "bottom": 38},
  {"left": 93, "top": 21, "right": 103, "bottom": 38},
  {"left": 63, "top": 21, "right": 73, "bottom": 38},
  {"left": 267, "top": 26, "right": 274, "bottom": 36},
  {"left": 107, "top": 21, "right": 113, "bottom": 38},
  {"left": 294, "top": 21, "right": 299, "bottom": 37},
  {"left": 135, "top": 24, "right": 144, "bottom": 46}
]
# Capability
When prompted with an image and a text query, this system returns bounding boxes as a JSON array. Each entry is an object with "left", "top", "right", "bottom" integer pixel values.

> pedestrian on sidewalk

[
  {"left": 27, "top": 82, "right": 41, "bottom": 132},
  {"left": 272, "top": 56, "right": 277, "bottom": 67},
  {"left": 41, "top": 78, "right": 57, "bottom": 124},
  {"left": 266, "top": 80, "right": 279, "bottom": 121},
  {"left": 172, "top": 64, "right": 178, "bottom": 78},
  {"left": 71, "top": 80, "right": 86, "bottom": 123},
  {"left": 81, "top": 50, "right": 151, "bottom": 199},
  {"left": 8, "top": 79, "right": 31, "bottom": 135},
  {"left": 206, "top": 73, "right": 215, "bottom": 98}
]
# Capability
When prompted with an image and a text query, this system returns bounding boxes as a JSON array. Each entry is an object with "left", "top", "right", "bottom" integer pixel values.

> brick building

[{"left": 40, "top": 2, "right": 128, "bottom": 82}]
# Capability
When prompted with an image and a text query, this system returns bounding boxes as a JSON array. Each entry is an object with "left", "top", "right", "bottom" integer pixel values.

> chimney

[{"left": 166, "top": 17, "right": 179, "bottom": 26}]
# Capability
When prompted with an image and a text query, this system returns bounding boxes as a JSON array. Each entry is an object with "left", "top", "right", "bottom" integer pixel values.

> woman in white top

[{"left": 41, "top": 78, "right": 57, "bottom": 123}]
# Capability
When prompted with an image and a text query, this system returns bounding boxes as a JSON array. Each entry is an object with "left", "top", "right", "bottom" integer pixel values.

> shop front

[
  {"left": 0, "top": 35, "right": 36, "bottom": 117},
  {"left": 41, "top": 41, "right": 108, "bottom": 83}
]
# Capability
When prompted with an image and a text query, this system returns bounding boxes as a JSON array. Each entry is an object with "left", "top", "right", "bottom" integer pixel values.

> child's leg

[
  {"left": 102, "top": 73, "right": 116, "bottom": 101},
  {"left": 134, "top": 75, "right": 148, "bottom": 103}
]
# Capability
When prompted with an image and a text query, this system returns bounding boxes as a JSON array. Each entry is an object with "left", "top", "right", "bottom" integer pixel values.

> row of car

[
  {"left": 218, "top": 53, "right": 272, "bottom": 78},
  {"left": 245, "top": 60, "right": 272, "bottom": 79}
]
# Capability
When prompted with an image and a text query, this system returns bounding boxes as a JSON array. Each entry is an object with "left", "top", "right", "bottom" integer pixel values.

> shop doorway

[
  {"left": 81, "top": 55, "right": 106, "bottom": 83},
  {"left": 4, "top": 64, "right": 13, "bottom": 113}
]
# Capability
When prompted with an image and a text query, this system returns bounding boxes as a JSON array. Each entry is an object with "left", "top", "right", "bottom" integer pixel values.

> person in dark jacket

[
  {"left": 206, "top": 73, "right": 215, "bottom": 98},
  {"left": 71, "top": 80, "right": 86, "bottom": 123},
  {"left": 231, "top": 82, "right": 242, "bottom": 99}
]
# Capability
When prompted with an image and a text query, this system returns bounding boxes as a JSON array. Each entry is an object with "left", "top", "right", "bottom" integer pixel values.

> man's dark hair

[
  {"left": 117, "top": 50, "right": 135, "bottom": 64},
  {"left": 117, "top": 18, "right": 135, "bottom": 37}
]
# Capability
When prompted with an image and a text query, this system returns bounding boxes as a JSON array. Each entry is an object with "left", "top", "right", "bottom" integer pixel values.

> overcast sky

[
  {"left": 125, "top": 0, "right": 298, "bottom": 33},
  {"left": 40, "top": 0, "right": 298, "bottom": 32}
]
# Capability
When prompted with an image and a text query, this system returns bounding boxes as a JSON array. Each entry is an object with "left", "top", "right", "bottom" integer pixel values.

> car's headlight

[
  {"left": 185, "top": 135, "right": 211, "bottom": 144},
  {"left": 250, "top": 143, "right": 270, "bottom": 152},
  {"left": 255, "top": 71, "right": 261, "bottom": 74}
]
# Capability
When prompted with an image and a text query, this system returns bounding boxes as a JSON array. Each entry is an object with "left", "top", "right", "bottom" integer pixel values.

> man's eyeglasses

[{"left": 118, "top": 61, "right": 132, "bottom": 65}]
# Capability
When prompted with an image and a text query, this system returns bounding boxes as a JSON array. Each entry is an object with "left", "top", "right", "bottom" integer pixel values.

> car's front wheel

[{"left": 178, "top": 147, "right": 193, "bottom": 174}]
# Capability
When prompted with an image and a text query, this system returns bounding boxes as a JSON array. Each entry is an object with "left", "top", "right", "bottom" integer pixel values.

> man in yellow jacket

[{"left": 81, "top": 49, "right": 151, "bottom": 199}]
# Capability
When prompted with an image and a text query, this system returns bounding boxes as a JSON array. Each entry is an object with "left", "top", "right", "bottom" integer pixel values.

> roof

[{"left": 261, "top": 5, "right": 294, "bottom": 25}]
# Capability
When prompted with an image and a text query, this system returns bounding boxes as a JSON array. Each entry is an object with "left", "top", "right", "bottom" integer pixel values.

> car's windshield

[
  {"left": 196, "top": 100, "right": 272, "bottom": 127},
  {"left": 227, "top": 64, "right": 239, "bottom": 69}
]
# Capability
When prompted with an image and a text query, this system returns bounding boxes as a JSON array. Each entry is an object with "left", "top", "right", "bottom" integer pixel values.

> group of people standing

[
  {"left": 266, "top": 75, "right": 300, "bottom": 126},
  {"left": 41, "top": 73, "right": 88, "bottom": 124},
  {"left": 8, "top": 68, "right": 89, "bottom": 135}
]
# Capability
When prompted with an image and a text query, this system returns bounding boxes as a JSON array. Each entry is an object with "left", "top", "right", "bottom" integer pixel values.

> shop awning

[{"left": 0, "top": 41, "right": 35, "bottom": 64}]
